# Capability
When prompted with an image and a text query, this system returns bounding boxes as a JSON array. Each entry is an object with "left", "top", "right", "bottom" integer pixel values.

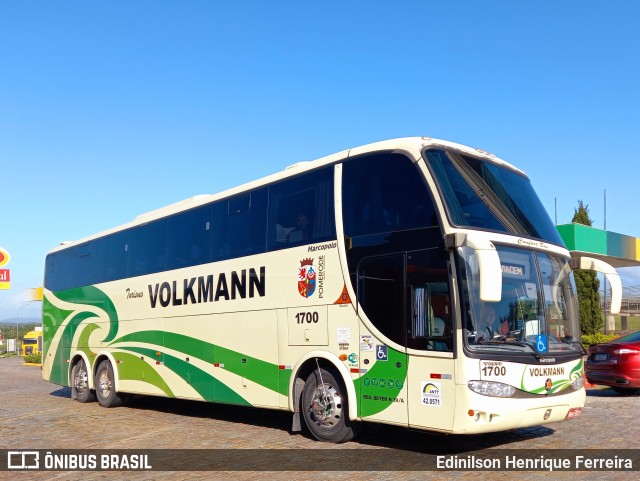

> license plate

[{"left": 594, "top": 353, "right": 608, "bottom": 361}]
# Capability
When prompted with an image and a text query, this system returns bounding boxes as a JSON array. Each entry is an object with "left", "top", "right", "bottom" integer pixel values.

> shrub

[
  {"left": 24, "top": 352, "right": 42, "bottom": 364},
  {"left": 581, "top": 333, "right": 618, "bottom": 350}
]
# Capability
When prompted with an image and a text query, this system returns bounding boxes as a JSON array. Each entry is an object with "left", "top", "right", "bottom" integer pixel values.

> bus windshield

[
  {"left": 425, "top": 149, "right": 564, "bottom": 246},
  {"left": 458, "top": 245, "right": 582, "bottom": 358}
]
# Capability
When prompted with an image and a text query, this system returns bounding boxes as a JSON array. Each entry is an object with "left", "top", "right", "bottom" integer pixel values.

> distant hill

[{"left": 0, "top": 318, "right": 42, "bottom": 326}]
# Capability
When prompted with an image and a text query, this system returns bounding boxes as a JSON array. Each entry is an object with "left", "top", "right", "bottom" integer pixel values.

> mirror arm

[
  {"left": 445, "top": 233, "right": 502, "bottom": 302},
  {"left": 570, "top": 256, "right": 622, "bottom": 315}
]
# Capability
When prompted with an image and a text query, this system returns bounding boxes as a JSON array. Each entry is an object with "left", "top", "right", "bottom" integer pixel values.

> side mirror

[
  {"left": 446, "top": 233, "right": 502, "bottom": 302},
  {"left": 570, "top": 256, "right": 622, "bottom": 314}
]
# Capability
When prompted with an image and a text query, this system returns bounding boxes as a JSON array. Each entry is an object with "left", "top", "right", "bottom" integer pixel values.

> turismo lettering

[{"left": 148, "top": 267, "right": 266, "bottom": 308}]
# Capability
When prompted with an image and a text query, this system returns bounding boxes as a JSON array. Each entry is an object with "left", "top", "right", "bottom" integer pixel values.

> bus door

[
  {"left": 405, "top": 249, "right": 455, "bottom": 432},
  {"left": 357, "top": 249, "right": 455, "bottom": 429},
  {"left": 357, "top": 253, "right": 409, "bottom": 426}
]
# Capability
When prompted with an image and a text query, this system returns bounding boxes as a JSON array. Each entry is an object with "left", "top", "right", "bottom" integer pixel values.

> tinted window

[
  {"left": 166, "top": 205, "right": 212, "bottom": 270},
  {"left": 343, "top": 153, "right": 438, "bottom": 238},
  {"left": 213, "top": 189, "right": 268, "bottom": 260},
  {"left": 96, "top": 230, "right": 130, "bottom": 283},
  {"left": 358, "top": 254, "right": 405, "bottom": 346},
  {"left": 426, "top": 149, "right": 564, "bottom": 245},
  {"left": 357, "top": 250, "right": 452, "bottom": 351},
  {"left": 127, "top": 220, "right": 167, "bottom": 277},
  {"left": 268, "top": 167, "right": 335, "bottom": 250},
  {"left": 45, "top": 245, "right": 94, "bottom": 291}
]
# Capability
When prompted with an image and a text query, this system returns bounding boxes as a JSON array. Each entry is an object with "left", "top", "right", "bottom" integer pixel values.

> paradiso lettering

[{"left": 148, "top": 267, "right": 266, "bottom": 308}]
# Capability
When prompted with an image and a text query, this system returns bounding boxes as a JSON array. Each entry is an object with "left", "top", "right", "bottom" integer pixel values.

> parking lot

[{"left": 0, "top": 357, "right": 638, "bottom": 480}]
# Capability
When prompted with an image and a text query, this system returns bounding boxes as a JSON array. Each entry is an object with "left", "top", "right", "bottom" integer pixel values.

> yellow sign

[
  {"left": 0, "top": 268, "right": 9, "bottom": 290},
  {"left": 25, "top": 287, "right": 43, "bottom": 301},
  {"left": 0, "top": 247, "right": 9, "bottom": 267}
]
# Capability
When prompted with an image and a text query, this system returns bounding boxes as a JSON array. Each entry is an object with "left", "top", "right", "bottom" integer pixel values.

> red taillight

[{"left": 613, "top": 348, "right": 640, "bottom": 355}]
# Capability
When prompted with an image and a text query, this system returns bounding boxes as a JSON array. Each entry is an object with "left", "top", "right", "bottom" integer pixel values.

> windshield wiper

[
  {"left": 560, "top": 339, "right": 587, "bottom": 356},
  {"left": 477, "top": 339, "right": 544, "bottom": 361}
]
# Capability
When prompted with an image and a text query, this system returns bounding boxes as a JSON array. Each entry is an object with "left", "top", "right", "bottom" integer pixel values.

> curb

[{"left": 583, "top": 372, "right": 597, "bottom": 389}]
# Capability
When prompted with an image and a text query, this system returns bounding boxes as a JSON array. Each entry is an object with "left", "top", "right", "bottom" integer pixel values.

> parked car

[{"left": 586, "top": 331, "right": 640, "bottom": 394}]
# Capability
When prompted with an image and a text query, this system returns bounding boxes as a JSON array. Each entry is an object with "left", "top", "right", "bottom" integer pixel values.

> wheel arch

[
  {"left": 288, "top": 351, "right": 358, "bottom": 420},
  {"left": 68, "top": 352, "right": 93, "bottom": 388},
  {"left": 92, "top": 352, "right": 121, "bottom": 393}
]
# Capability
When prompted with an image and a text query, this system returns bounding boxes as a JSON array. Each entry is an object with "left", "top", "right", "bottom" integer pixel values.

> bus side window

[
  {"left": 267, "top": 167, "right": 335, "bottom": 251},
  {"left": 407, "top": 251, "right": 453, "bottom": 352},
  {"left": 212, "top": 189, "right": 268, "bottom": 261},
  {"left": 167, "top": 205, "right": 212, "bottom": 270},
  {"left": 342, "top": 153, "right": 438, "bottom": 238}
]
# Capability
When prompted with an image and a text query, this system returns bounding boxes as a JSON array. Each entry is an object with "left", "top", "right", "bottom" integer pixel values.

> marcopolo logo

[{"left": 297, "top": 258, "right": 316, "bottom": 298}]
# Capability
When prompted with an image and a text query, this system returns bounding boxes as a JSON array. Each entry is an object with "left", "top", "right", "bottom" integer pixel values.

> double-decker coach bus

[{"left": 42, "top": 137, "right": 622, "bottom": 443}]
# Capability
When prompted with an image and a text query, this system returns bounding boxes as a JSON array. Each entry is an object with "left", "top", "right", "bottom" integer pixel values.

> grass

[{"left": 610, "top": 315, "right": 640, "bottom": 332}]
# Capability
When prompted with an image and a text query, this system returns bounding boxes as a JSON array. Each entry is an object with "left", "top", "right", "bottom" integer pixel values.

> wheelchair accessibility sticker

[
  {"left": 376, "top": 345, "right": 388, "bottom": 361},
  {"left": 535, "top": 335, "right": 547, "bottom": 353}
]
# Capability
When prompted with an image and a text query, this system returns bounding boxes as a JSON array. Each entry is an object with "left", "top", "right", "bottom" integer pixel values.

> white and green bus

[{"left": 42, "top": 137, "right": 621, "bottom": 443}]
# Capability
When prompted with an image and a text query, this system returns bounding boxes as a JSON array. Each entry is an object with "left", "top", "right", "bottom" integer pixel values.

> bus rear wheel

[
  {"left": 95, "top": 360, "right": 124, "bottom": 408},
  {"left": 72, "top": 359, "right": 96, "bottom": 403},
  {"left": 301, "top": 367, "right": 355, "bottom": 443}
]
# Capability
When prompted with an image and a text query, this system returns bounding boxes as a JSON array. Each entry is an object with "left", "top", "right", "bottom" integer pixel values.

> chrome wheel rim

[
  {"left": 98, "top": 369, "right": 112, "bottom": 398},
  {"left": 308, "top": 383, "right": 343, "bottom": 427},
  {"left": 74, "top": 363, "right": 89, "bottom": 394}
]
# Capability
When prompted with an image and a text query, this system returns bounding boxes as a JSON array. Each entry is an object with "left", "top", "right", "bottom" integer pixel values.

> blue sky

[{"left": 1, "top": 1, "right": 639, "bottom": 321}]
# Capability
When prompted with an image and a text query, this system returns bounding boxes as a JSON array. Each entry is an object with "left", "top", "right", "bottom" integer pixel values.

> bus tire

[
  {"left": 95, "top": 360, "right": 123, "bottom": 408},
  {"left": 72, "top": 359, "right": 96, "bottom": 403},
  {"left": 301, "top": 367, "right": 355, "bottom": 443}
]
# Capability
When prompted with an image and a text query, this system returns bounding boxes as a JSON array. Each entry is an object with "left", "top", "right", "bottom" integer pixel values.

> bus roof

[{"left": 47, "top": 137, "right": 522, "bottom": 254}]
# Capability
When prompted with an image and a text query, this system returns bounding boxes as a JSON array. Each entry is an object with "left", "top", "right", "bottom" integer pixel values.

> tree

[
  {"left": 572, "top": 201, "right": 604, "bottom": 334},
  {"left": 572, "top": 200, "right": 593, "bottom": 226}
]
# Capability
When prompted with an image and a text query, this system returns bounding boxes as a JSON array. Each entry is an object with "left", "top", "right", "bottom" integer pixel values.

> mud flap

[{"left": 291, "top": 377, "right": 305, "bottom": 432}]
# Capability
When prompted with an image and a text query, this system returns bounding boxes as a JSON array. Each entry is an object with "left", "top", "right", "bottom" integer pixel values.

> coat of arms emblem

[{"left": 298, "top": 258, "right": 316, "bottom": 298}]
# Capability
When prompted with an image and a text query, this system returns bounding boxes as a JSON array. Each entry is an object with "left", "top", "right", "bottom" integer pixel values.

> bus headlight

[{"left": 468, "top": 380, "right": 515, "bottom": 398}]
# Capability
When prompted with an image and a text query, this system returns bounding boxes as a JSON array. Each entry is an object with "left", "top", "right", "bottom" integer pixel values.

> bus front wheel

[
  {"left": 72, "top": 359, "right": 96, "bottom": 403},
  {"left": 95, "top": 360, "right": 124, "bottom": 408},
  {"left": 301, "top": 367, "right": 355, "bottom": 443}
]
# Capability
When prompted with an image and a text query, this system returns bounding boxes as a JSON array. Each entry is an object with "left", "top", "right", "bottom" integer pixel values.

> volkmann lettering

[
  {"left": 529, "top": 367, "right": 565, "bottom": 377},
  {"left": 148, "top": 267, "right": 266, "bottom": 308}
]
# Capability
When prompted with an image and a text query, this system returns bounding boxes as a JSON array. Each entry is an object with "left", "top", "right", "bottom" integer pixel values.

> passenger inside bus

[{"left": 287, "top": 213, "right": 310, "bottom": 243}]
